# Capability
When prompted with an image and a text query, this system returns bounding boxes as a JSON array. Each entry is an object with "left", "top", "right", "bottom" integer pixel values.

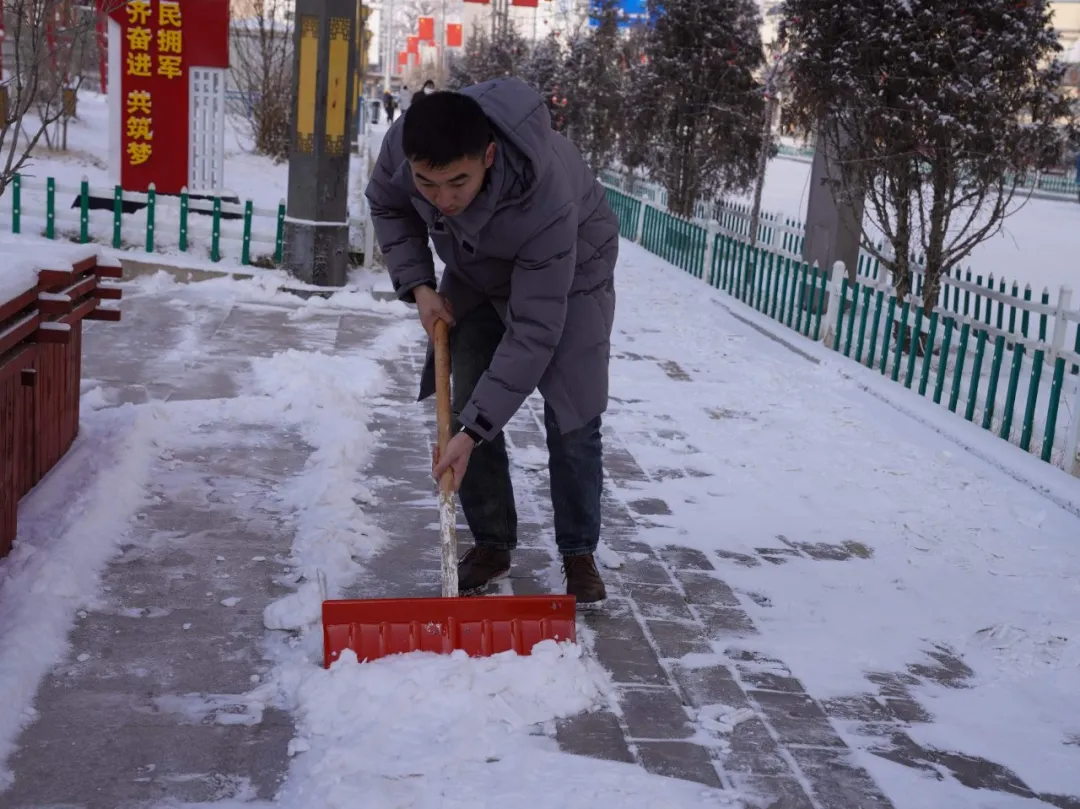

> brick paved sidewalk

[
  {"left": 354, "top": 349, "right": 898, "bottom": 809},
  {"left": 0, "top": 292, "right": 398, "bottom": 808},
  {"left": 357, "top": 342, "right": 1080, "bottom": 809},
  {"left": 3, "top": 281, "right": 1075, "bottom": 809}
]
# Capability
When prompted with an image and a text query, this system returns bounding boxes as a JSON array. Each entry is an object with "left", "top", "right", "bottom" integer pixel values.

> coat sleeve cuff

[
  {"left": 458, "top": 400, "right": 502, "bottom": 444},
  {"left": 393, "top": 276, "right": 436, "bottom": 304}
]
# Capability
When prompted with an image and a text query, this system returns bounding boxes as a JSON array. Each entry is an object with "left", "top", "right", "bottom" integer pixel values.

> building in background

[
  {"left": 1054, "top": 0, "right": 1080, "bottom": 100},
  {"left": 461, "top": 0, "right": 589, "bottom": 45},
  {"left": 1052, "top": 0, "right": 1080, "bottom": 49},
  {"left": 585, "top": 0, "right": 646, "bottom": 28}
]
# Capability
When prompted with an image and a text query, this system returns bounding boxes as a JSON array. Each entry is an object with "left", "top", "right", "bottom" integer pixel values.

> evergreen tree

[
  {"left": 617, "top": 24, "right": 654, "bottom": 182},
  {"left": 564, "top": 0, "right": 626, "bottom": 169},
  {"left": 445, "top": 22, "right": 488, "bottom": 90},
  {"left": 642, "top": 0, "right": 766, "bottom": 217},
  {"left": 521, "top": 31, "right": 565, "bottom": 127},
  {"left": 781, "top": 0, "right": 1076, "bottom": 307}
]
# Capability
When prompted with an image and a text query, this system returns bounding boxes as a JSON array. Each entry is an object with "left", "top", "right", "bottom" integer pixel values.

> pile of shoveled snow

[{"left": 188, "top": 641, "right": 736, "bottom": 809}]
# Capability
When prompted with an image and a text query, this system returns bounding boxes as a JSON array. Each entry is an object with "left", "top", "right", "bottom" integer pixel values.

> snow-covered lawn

[
  {"left": 0, "top": 92, "right": 308, "bottom": 266},
  {"left": 736, "top": 156, "right": 1080, "bottom": 296}
]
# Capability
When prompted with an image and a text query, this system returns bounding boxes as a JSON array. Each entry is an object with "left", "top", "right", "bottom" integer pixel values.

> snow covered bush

[{"left": 780, "top": 0, "right": 1077, "bottom": 309}]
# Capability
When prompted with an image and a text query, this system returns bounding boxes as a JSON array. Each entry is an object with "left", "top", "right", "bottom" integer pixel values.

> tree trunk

[
  {"left": 748, "top": 93, "right": 778, "bottom": 248},
  {"left": 922, "top": 164, "right": 951, "bottom": 315}
]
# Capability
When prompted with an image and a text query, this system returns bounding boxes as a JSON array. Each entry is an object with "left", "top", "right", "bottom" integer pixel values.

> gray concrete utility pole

[
  {"left": 801, "top": 117, "right": 865, "bottom": 306},
  {"left": 282, "top": 0, "right": 359, "bottom": 287},
  {"left": 382, "top": 0, "right": 395, "bottom": 93}
]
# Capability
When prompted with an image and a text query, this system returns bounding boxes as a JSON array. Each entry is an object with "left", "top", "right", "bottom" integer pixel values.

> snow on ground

[
  {"left": 4, "top": 113, "right": 1080, "bottom": 806},
  {"left": 6, "top": 240, "right": 1077, "bottom": 807},
  {"left": 255, "top": 643, "right": 733, "bottom": 809},
  {"left": 606, "top": 240, "right": 1080, "bottom": 802},
  {"left": 734, "top": 156, "right": 1080, "bottom": 296},
  {"left": 0, "top": 268, "right": 738, "bottom": 807},
  {"left": 0, "top": 279, "right": 405, "bottom": 786},
  {"left": 0, "top": 403, "right": 161, "bottom": 786},
  {"left": 0, "top": 92, "right": 301, "bottom": 265}
]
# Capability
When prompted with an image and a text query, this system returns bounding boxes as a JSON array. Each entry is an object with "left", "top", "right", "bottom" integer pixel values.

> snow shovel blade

[{"left": 322, "top": 594, "right": 577, "bottom": 667}]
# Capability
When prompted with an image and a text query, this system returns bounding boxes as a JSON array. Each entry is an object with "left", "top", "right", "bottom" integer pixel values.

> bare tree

[
  {"left": 0, "top": 0, "right": 113, "bottom": 196},
  {"left": 393, "top": 0, "right": 439, "bottom": 44},
  {"left": 781, "top": 0, "right": 1077, "bottom": 310},
  {"left": 228, "top": 0, "right": 293, "bottom": 163}
]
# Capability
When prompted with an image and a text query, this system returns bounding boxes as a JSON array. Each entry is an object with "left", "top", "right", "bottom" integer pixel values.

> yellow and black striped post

[{"left": 282, "top": 0, "right": 359, "bottom": 286}]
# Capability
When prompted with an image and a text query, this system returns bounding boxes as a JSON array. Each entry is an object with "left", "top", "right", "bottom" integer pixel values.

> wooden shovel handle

[{"left": 433, "top": 318, "right": 454, "bottom": 493}]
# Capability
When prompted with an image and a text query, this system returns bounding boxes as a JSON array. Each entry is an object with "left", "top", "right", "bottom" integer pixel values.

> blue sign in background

[{"left": 588, "top": 0, "right": 650, "bottom": 26}]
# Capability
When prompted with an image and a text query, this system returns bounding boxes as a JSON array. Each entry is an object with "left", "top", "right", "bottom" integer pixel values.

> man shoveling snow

[{"left": 364, "top": 78, "right": 619, "bottom": 605}]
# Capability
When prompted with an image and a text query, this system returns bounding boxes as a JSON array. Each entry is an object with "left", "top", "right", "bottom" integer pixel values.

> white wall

[{"left": 463, "top": 0, "right": 588, "bottom": 44}]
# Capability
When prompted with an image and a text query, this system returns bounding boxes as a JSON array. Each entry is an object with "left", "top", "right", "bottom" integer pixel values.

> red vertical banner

[
  {"left": 446, "top": 22, "right": 463, "bottom": 48},
  {"left": 397, "top": 51, "right": 408, "bottom": 66},
  {"left": 417, "top": 15, "right": 435, "bottom": 42},
  {"left": 108, "top": 0, "right": 229, "bottom": 194},
  {"left": 109, "top": 0, "right": 188, "bottom": 194},
  {"left": 510, "top": 0, "right": 538, "bottom": 6},
  {"left": 406, "top": 35, "right": 419, "bottom": 55}
]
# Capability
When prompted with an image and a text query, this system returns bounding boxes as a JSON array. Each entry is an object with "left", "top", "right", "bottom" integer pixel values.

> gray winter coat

[{"left": 364, "top": 76, "right": 620, "bottom": 442}]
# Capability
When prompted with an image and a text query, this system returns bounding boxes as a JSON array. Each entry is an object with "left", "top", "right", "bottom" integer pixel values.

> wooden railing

[{"left": 0, "top": 253, "right": 123, "bottom": 557}]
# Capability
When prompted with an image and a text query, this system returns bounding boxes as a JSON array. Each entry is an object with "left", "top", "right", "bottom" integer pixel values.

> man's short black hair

[{"left": 402, "top": 91, "right": 492, "bottom": 168}]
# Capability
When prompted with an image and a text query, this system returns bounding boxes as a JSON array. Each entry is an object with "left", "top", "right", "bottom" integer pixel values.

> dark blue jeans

[{"left": 450, "top": 302, "right": 603, "bottom": 557}]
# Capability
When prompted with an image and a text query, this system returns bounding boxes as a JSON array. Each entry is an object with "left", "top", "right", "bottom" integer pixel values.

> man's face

[{"left": 409, "top": 143, "right": 495, "bottom": 217}]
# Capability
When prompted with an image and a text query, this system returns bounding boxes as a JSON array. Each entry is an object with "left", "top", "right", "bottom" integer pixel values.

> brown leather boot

[
  {"left": 563, "top": 553, "right": 607, "bottom": 605},
  {"left": 457, "top": 546, "right": 511, "bottom": 596}
]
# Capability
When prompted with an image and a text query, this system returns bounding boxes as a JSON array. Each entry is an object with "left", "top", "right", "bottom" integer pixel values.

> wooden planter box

[{"left": 0, "top": 251, "right": 123, "bottom": 558}]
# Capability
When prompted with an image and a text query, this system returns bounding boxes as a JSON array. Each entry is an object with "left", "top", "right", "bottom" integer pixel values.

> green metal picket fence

[
  {"left": 602, "top": 183, "right": 1080, "bottom": 476},
  {"left": 6, "top": 174, "right": 286, "bottom": 265},
  {"left": 776, "top": 143, "right": 815, "bottom": 161},
  {"left": 605, "top": 186, "right": 642, "bottom": 241},
  {"left": 1008, "top": 169, "right": 1080, "bottom": 199},
  {"left": 709, "top": 232, "right": 829, "bottom": 342},
  {"left": 826, "top": 267, "right": 1080, "bottom": 469},
  {"left": 604, "top": 175, "right": 1078, "bottom": 376},
  {"left": 4, "top": 173, "right": 374, "bottom": 267},
  {"left": 639, "top": 204, "right": 708, "bottom": 279}
]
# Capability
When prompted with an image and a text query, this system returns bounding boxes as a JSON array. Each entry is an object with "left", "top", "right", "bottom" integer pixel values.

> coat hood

[
  {"left": 386, "top": 77, "right": 561, "bottom": 244},
  {"left": 460, "top": 77, "right": 555, "bottom": 205}
]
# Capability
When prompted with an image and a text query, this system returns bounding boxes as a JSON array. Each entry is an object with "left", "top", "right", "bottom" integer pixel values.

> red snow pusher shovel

[{"left": 321, "top": 319, "right": 576, "bottom": 668}]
